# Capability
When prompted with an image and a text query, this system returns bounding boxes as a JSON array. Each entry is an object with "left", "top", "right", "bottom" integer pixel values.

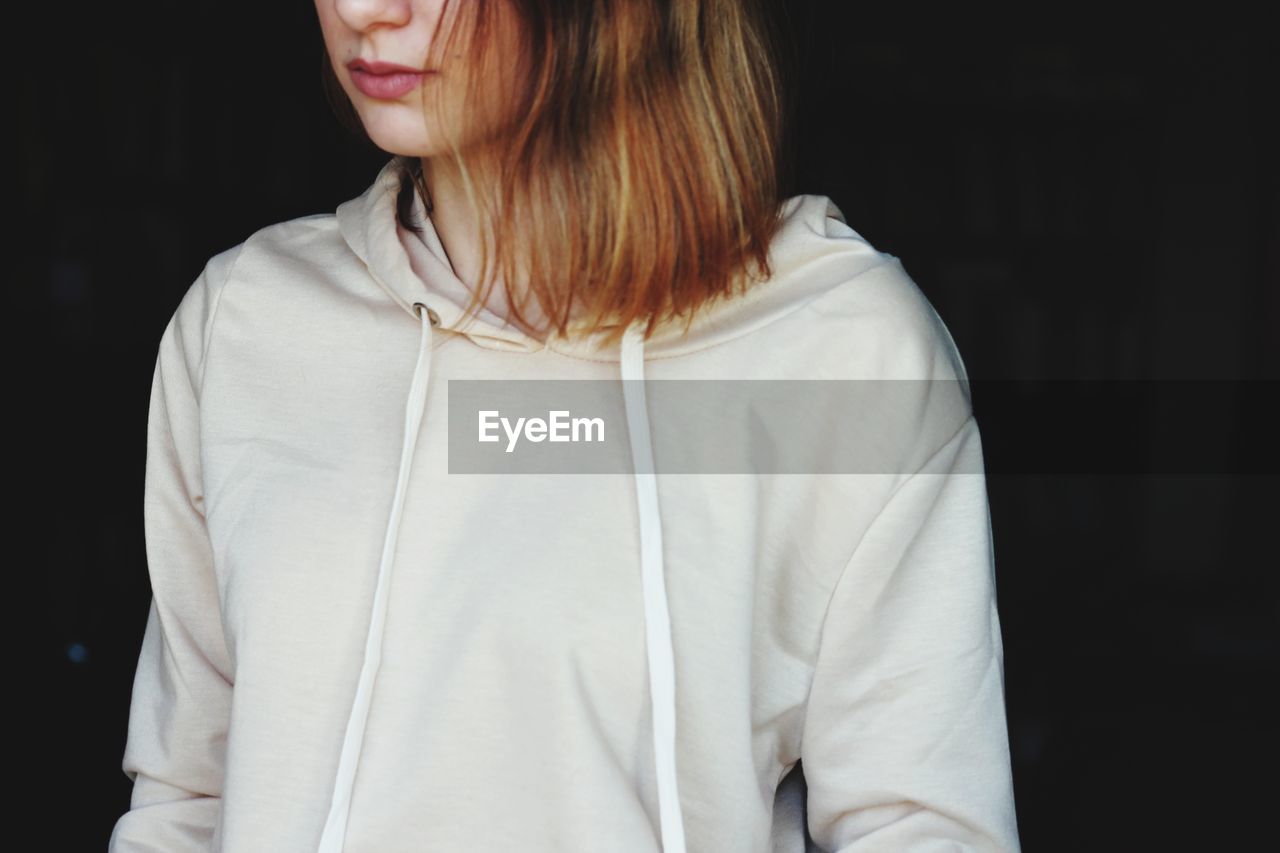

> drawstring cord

[
  {"left": 621, "top": 321, "right": 687, "bottom": 853},
  {"left": 316, "top": 308, "right": 685, "bottom": 852},
  {"left": 316, "top": 301, "right": 437, "bottom": 852}
]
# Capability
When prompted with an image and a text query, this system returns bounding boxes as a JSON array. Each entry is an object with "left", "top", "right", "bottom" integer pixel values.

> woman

[{"left": 109, "top": 1, "right": 1021, "bottom": 851}]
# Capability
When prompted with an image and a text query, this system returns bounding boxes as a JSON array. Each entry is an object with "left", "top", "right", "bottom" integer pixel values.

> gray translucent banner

[{"left": 446, "top": 379, "right": 976, "bottom": 474}]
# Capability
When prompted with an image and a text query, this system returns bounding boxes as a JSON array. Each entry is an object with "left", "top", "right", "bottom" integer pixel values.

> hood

[
  {"left": 335, "top": 154, "right": 896, "bottom": 360},
  {"left": 317, "top": 155, "right": 896, "bottom": 853}
]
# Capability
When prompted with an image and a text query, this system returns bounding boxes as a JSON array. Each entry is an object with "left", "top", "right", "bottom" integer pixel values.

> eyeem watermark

[
  {"left": 478, "top": 410, "right": 606, "bottom": 453},
  {"left": 449, "top": 379, "right": 981, "bottom": 474}
]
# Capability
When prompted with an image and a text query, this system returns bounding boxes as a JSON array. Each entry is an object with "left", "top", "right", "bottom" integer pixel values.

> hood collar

[{"left": 335, "top": 155, "right": 896, "bottom": 359}]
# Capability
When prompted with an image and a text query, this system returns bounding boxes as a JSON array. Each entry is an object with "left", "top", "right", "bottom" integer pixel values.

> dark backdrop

[{"left": 16, "top": 3, "right": 1276, "bottom": 850}]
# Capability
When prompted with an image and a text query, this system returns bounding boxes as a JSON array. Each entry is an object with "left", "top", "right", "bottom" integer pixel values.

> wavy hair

[{"left": 321, "top": 0, "right": 796, "bottom": 348}]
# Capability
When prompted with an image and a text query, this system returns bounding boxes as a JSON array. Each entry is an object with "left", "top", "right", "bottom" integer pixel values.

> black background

[{"left": 15, "top": 3, "right": 1277, "bottom": 850}]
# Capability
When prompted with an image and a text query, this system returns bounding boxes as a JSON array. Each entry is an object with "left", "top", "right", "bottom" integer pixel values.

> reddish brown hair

[{"left": 321, "top": 0, "right": 796, "bottom": 348}]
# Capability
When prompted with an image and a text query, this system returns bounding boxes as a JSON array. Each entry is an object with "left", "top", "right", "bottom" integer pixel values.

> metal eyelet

[{"left": 413, "top": 302, "right": 441, "bottom": 327}]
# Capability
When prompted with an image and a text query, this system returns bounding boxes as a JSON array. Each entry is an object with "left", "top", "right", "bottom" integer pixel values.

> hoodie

[{"left": 108, "top": 154, "right": 1021, "bottom": 852}]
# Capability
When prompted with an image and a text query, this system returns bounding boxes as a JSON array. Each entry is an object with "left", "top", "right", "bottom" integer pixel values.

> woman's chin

[{"left": 356, "top": 115, "right": 445, "bottom": 159}]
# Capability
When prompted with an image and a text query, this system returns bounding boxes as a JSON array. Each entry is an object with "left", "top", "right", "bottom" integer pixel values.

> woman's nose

[{"left": 333, "top": 0, "right": 414, "bottom": 32}]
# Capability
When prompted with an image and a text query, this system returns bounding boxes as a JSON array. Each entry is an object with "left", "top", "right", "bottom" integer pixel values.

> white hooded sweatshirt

[{"left": 108, "top": 155, "right": 1021, "bottom": 852}]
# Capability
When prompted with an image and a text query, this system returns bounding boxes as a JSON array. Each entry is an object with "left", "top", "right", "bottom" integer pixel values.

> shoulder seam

[
  {"left": 195, "top": 240, "right": 249, "bottom": 405},
  {"left": 824, "top": 411, "right": 977, "bottom": 618},
  {"left": 795, "top": 410, "right": 978, "bottom": 748}
]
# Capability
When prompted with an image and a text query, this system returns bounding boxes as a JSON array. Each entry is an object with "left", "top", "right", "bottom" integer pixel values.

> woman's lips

[{"left": 347, "top": 60, "right": 434, "bottom": 99}]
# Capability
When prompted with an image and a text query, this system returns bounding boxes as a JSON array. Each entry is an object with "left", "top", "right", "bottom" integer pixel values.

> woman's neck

[{"left": 419, "top": 155, "right": 553, "bottom": 341}]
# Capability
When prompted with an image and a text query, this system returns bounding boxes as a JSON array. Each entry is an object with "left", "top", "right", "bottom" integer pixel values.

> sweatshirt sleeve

[
  {"left": 800, "top": 415, "right": 1022, "bottom": 852},
  {"left": 109, "top": 247, "right": 241, "bottom": 852}
]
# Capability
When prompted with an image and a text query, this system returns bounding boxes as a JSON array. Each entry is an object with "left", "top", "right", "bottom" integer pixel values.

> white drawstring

[
  {"left": 315, "top": 309, "right": 684, "bottom": 852},
  {"left": 620, "top": 320, "right": 687, "bottom": 853},
  {"left": 316, "top": 301, "right": 437, "bottom": 853}
]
